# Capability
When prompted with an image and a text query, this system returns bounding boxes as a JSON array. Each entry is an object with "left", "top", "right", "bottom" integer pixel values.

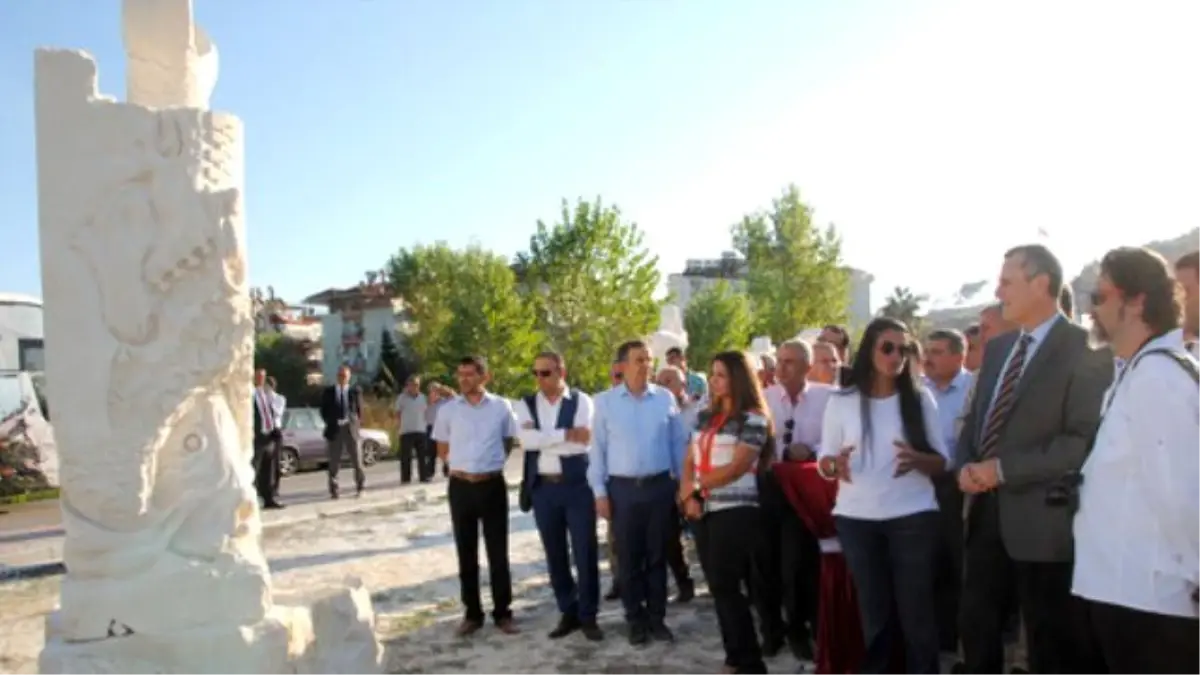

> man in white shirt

[
  {"left": 1174, "top": 251, "right": 1199, "bottom": 357},
  {"left": 516, "top": 351, "right": 603, "bottom": 641},
  {"left": 1074, "top": 246, "right": 1199, "bottom": 673},
  {"left": 265, "top": 376, "right": 287, "bottom": 502},
  {"left": 758, "top": 339, "right": 832, "bottom": 660},
  {"left": 252, "top": 369, "right": 285, "bottom": 509},
  {"left": 393, "top": 375, "right": 431, "bottom": 483}
]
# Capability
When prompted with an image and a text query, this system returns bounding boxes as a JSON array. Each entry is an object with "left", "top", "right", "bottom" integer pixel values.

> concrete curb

[{"left": 0, "top": 480, "right": 523, "bottom": 583}]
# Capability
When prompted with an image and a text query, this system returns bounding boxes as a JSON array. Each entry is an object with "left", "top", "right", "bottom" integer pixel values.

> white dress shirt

[
  {"left": 1073, "top": 331, "right": 1200, "bottom": 619},
  {"left": 270, "top": 391, "right": 286, "bottom": 424},
  {"left": 515, "top": 388, "right": 594, "bottom": 474},
  {"left": 818, "top": 388, "right": 949, "bottom": 521},
  {"left": 764, "top": 382, "right": 834, "bottom": 462}
]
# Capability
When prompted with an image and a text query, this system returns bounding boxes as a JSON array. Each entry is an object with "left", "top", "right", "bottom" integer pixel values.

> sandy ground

[{"left": 0, "top": 484, "right": 815, "bottom": 674}]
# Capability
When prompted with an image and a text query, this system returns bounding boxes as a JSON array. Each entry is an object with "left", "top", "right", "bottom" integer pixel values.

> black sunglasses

[
  {"left": 783, "top": 418, "right": 795, "bottom": 446},
  {"left": 532, "top": 368, "right": 555, "bottom": 378},
  {"left": 879, "top": 340, "right": 911, "bottom": 357}
]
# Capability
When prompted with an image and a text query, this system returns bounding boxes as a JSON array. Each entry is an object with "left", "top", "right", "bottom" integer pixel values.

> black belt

[{"left": 609, "top": 471, "right": 670, "bottom": 487}]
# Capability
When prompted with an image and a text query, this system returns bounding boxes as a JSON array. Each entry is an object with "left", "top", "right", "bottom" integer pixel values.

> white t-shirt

[{"left": 818, "top": 387, "right": 949, "bottom": 521}]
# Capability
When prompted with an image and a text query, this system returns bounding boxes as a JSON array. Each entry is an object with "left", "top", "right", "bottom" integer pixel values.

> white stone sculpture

[
  {"left": 34, "top": 2, "right": 379, "bottom": 672},
  {"left": 647, "top": 304, "right": 688, "bottom": 363}
]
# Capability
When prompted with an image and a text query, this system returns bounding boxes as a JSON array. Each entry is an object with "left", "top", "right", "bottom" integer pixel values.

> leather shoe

[
  {"left": 649, "top": 621, "right": 674, "bottom": 642},
  {"left": 580, "top": 620, "right": 604, "bottom": 641},
  {"left": 454, "top": 618, "right": 482, "bottom": 637},
  {"left": 496, "top": 617, "right": 520, "bottom": 635},
  {"left": 673, "top": 578, "right": 695, "bottom": 603},
  {"left": 604, "top": 585, "right": 621, "bottom": 601},
  {"left": 628, "top": 621, "right": 649, "bottom": 646},
  {"left": 263, "top": 501, "right": 285, "bottom": 510},
  {"left": 548, "top": 614, "right": 580, "bottom": 639}
]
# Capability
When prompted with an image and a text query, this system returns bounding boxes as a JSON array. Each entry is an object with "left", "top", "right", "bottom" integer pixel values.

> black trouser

[
  {"left": 960, "top": 494, "right": 1102, "bottom": 674},
  {"left": 428, "top": 426, "right": 448, "bottom": 476},
  {"left": 398, "top": 431, "right": 430, "bottom": 483},
  {"left": 752, "top": 472, "right": 819, "bottom": 646},
  {"left": 609, "top": 472, "right": 675, "bottom": 625},
  {"left": 448, "top": 473, "right": 513, "bottom": 624},
  {"left": 932, "top": 474, "right": 964, "bottom": 652},
  {"left": 609, "top": 501, "right": 691, "bottom": 590},
  {"left": 836, "top": 511, "right": 942, "bottom": 675},
  {"left": 1087, "top": 599, "right": 1199, "bottom": 673},
  {"left": 252, "top": 432, "right": 281, "bottom": 503},
  {"left": 697, "top": 507, "right": 766, "bottom": 674}
]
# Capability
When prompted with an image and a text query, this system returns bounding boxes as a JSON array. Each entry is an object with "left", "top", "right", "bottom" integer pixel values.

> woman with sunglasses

[
  {"left": 817, "top": 317, "right": 949, "bottom": 674},
  {"left": 679, "top": 350, "right": 774, "bottom": 674}
]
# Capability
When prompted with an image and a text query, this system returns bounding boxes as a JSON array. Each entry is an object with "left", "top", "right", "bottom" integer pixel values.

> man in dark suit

[
  {"left": 321, "top": 364, "right": 365, "bottom": 499},
  {"left": 956, "top": 244, "right": 1113, "bottom": 674},
  {"left": 252, "top": 368, "right": 285, "bottom": 509}
]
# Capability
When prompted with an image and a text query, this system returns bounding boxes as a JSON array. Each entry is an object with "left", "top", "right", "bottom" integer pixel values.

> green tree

[
  {"left": 683, "top": 281, "right": 753, "bottom": 370},
  {"left": 372, "top": 327, "right": 411, "bottom": 397},
  {"left": 732, "top": 184, "right": 848, "bottom": 343},
  {"left": 879, "top": 286, "right": 928, "bottom": 332},
  {"left": 515, "top": 197, "right": 661, "bottom": 393},
  {"left": 254, "top": 333, "right": 317, "bottom": 403},
  {"left": 388, "top": 243, "right": 540, "bottom": 396}
]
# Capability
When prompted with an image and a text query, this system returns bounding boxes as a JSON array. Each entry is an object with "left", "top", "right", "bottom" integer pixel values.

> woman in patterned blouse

[{"left": 678, "top": 350, "right": 774, "bottom": 674}]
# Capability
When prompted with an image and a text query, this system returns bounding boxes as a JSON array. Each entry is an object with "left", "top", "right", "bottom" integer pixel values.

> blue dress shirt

[{"left": 587, "top": 383, "right": 689, "bottom": 498}]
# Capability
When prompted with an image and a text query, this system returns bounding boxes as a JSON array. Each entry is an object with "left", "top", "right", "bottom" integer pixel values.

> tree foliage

[
  {"left": 683, "top": 281, "right": 753, "bottom": 371},
  {"left": 388, "top": 243, "right": 540, "bottom": 396},
  {"left": 515, "top": 197, "right": 662, "bottom": 393},
  {"left": 879, "top": 286, "right": 929, "bottom": 333},
  {"left": 732, "top": 184, "right": 848, "bottom": 343},
  {"left": 254, "top": 333, "right": 318, "bottom": 404},
  {"left": 371, "top": 327, "right": 411, "bottom": 397}
]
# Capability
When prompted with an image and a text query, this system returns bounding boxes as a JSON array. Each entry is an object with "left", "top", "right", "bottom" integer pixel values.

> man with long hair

[
  {"left": 589, "top": 340, "right": 690, "bottom": 645},
  {"left": 1174, "top": 250, "right": 1199, "bottom": 355},
  {"left": 679, "top": 350, "right": 773, "bottom": 674},
  {"left": 1074, "top": 247, "right": 1199, "bottom": 673},
  {"left": 956, "top": 245, "right": 1112, "bottom": 673}
]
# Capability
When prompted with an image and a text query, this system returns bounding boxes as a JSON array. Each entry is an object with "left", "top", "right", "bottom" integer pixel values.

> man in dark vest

[{"left": 516, "top": 351, "right": 603, "bottom": 641}]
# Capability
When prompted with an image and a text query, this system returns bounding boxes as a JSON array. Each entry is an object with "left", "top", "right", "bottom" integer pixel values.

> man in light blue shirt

[
  {"left": 589, "top": 340, "right": 689, "bottom": 645},
  {"left": 432, "top": 356, "right": 520, "bottom": 638}
]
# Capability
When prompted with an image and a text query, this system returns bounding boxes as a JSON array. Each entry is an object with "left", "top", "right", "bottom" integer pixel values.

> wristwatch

[
  {"left": 691, "top": 486, "right": 706, "bottom": 504},
  {"left": 817, "top": 455, "right": 839, "bottom": 480}
]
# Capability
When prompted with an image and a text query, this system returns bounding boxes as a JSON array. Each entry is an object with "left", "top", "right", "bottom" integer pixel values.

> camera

[{"left": 1045, "top": 470, "right": 1084, "bottom": 513}]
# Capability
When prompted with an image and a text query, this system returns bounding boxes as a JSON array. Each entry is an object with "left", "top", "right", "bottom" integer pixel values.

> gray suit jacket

[{"left": 957, "top": 316, "right": 1113, "bottom": 562}]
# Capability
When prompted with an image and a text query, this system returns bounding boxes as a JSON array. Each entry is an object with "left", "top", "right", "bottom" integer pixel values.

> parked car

[{"left": 278, "top": 407, "right": 390, "bottom": 476}]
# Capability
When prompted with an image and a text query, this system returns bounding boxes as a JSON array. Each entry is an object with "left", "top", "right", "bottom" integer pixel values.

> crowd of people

[{"left": 251, "top": 242, "right": 1199, "bottom": 674}]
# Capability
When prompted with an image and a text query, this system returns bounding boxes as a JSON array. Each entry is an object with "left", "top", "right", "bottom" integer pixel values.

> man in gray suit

[{"left": 955, "top": 244, "right": 1112, "bottom": 674}]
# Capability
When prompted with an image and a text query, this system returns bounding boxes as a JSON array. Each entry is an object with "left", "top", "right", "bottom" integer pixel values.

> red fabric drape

[{"left": 773, "top": 461, "right": 863, "bottom": 675}]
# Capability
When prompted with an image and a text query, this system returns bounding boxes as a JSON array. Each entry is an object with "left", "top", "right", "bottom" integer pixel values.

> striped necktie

[{"left": 978, "top": 334, "right": 1033, "bottom": 459}]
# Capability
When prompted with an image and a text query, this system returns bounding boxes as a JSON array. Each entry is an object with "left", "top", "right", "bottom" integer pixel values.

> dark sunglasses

[
  {"left": 532, "top": 368, "right": 555, "bottom": 378},
  {"left": 878, "top": 340, "right": 911, "bottom": 357},
  {"left": 783, "top": 418, "right": 795, "bottom": 446}
]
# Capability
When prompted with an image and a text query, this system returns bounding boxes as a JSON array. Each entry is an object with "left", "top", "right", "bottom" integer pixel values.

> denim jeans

[{"left": 836, "top": 510, "right": 941, "bottom": 674}]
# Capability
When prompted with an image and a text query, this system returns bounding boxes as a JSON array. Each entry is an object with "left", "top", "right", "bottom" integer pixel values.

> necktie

[
  {"left": 340, "top": 387, "right": 348, "bottom": 416},
  {"left": 259, "top": 391, "right": 273, "bottom": 432},
  {"left": 978, "top": 334, "right": 1033, "bottom": 459}
]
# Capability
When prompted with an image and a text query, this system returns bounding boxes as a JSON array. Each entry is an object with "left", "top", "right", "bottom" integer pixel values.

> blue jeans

[{"left": 836, "top": 510, "right": 941, "bottom": 674}]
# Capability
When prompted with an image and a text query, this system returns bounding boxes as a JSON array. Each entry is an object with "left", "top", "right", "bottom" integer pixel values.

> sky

[{"left": 1, "top": 0, "right": 1197, "bottom": 312}]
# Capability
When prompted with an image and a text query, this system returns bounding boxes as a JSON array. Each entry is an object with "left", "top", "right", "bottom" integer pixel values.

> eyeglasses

[
  {"left": 531, "top": 369, "right": 555, "bottom": 378},
  {"left": 878, "top": 340, "right": 911, "bottom": 356},
  {"left": 783, "top": 419, "right": 795, "bottom": 446}
]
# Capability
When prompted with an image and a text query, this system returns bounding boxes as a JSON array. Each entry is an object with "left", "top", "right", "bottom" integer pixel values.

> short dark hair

[
  {"left": 1058, "top": 284, "right": 1075, "bottom": 320},
  {"left": 1005, "top": 244, "right": 1064, "bottom": 298},
  {"left": 1100, "top": 246, "right": 1181, "bottom": 335},
  {"left": 926, "top": 328, "right": 966, "bottom": 354},
  {"left": 821, "top": 324, "right": 850, "bottom": 349},
  {"left": 458, "top": 355, "right": 489, "bottom": 374},
  {"left": 963, "top": 323, "right": 981, "bottom": 338},
  {"left": 616, "top": 340, "right": 648, "bottom": 363},
  {"left": 1176, "top": 250, "right": 1199, "bottom": 273},
  {"left": 534, "top": 350, "right": 564, "bottom": 369},
  {"left": 665, "top": 346, "right": 683, "bottom": 359}
]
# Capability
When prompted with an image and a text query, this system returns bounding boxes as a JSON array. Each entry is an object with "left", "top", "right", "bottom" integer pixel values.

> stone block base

[{"left": 39, "top": 578, "right": 382, "bottom": 674}]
